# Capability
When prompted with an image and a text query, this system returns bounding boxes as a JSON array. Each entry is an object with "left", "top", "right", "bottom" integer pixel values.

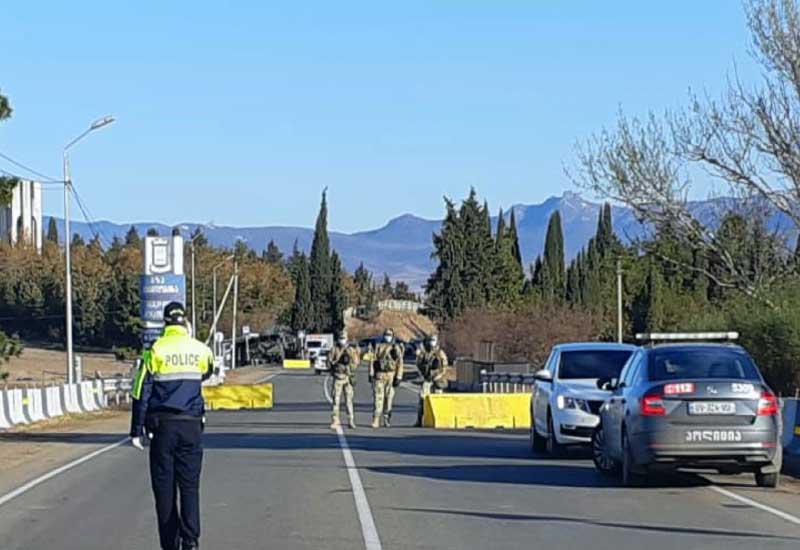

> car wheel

[
  {"left": 530, "top": 410, "right": 547, "bottom": 453},
  {"left": 755, "top": 446, "right": 782, "bottom": 489},
  {"left": 592, "top": 425, "right": 619, "bottom": 476},
  {"left": 622, "top": 428, "right": 646, "bottom": 487},
  {"left": 546, "top": 411, "right": 562, "bottom": 457}
]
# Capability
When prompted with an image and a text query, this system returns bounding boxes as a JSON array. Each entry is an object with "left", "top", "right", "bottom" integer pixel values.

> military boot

[
  {"left": 371, "top": 416, "right": 380, "bottom": 429},
  {"left": 330, "top": 417, "right": 341, "bottom": 430},
  {"left": 383, "top": 413, "right": 392, "bottom": 428},
  {"left": 348, "top": 417, "right": 356, "bottom": 429}
]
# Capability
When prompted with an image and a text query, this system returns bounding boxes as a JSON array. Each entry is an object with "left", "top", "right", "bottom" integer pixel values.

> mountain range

[{"left": 51, "top": 192, "right": 792, "bottom": 289}]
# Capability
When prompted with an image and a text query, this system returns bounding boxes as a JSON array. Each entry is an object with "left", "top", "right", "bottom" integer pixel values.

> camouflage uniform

[
  {"left": 329, "top": 343, "right": 360, "bottom": 428},
  {"left": 416, "top": 346, "right": 448, "bottom": 425},
  {"left": 370, "top": 341, "right": 404, "bottom": 428}
]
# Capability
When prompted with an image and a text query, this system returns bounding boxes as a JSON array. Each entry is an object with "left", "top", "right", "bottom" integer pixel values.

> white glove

[{"left": 131, "top": 437, "right": 145, "bottom": 451}]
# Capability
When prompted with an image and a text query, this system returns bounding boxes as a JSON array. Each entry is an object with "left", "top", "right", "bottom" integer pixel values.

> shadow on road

[{"left": 391, "top": 507, "right": 800, "bottom": 542}]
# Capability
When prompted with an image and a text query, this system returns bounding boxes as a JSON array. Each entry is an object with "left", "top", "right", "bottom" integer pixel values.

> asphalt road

[{"left": 1, "top": 369, "right": 800, "bottom": 549}]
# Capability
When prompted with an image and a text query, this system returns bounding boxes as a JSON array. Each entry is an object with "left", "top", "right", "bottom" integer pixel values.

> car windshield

[
  {"left": 649, "top": 348, "right": 761, "bottom": 381},
  {"left": 558, "top": 350, "right": 633, "bottom": 380}
]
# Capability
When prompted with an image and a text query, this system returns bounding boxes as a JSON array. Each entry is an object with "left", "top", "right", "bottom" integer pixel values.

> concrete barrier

[
  {"left": 202, "top": 383, "right": 274, "bottom": 410},
  {"left": 78, "top": 381, "right": 98, "bottom": 412},
  {"left": 61, "top": 384, "right": 82, "bottom": 414},
  {"left": 283, "top": 359, "right": 311, "bottom": 369},
  {"left": 422, "top": 393, "right": 531, "bottom": 429},
  {"left": 7, "top": 389, "right": 29, "bottom": 425},
  {"left": 23, "top": 388, "right": 45, "bottom": 422},
  {"left": 43, "top": 385, "right": 64, "bottom": 418},
  {"left": 0, "top": 391, "right": 12, "bottom": 429},
  {"left": 92, "top": 380, "right": 106, "bottom": 409}
]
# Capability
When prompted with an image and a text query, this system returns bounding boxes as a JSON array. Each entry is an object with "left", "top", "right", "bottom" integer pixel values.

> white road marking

[
  {"left": 336, "top": 426, "right": 382, "bottom": 550},
  {"left": 710, "top": 486, "right": 800, "bottom": 528},
  {"left": 0, "top": 437, "right": 130, "bottom": 508},
  {"left": 322, "top": 372, "right": 382, "bottom": 549}
]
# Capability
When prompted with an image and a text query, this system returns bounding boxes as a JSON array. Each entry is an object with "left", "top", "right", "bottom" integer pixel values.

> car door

[
  {"left": 534, "top": 349, "right": 558, "bottom": 435},
  {"left": 607, "top": 352, "right": 641, "bottom": 458}
]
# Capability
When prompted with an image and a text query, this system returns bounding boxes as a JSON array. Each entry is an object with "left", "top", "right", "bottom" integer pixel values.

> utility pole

[
  {"left": 231, "top": 259, "right": 239, "bottom": 371},
  {"left": 191, "top": 242, "right": 196, "bottom": 334},
  {"left": 616, "top": 258, "right": 623, "bottom": 344},
  {"left": 212, "top": 254, "right": 234, "bottom": 344}
]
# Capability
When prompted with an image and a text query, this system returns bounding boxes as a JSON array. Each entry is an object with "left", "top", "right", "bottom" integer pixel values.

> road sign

[
  {"left": 242, "top": 325, "right": 250, "bottom": 335},
  {"left": 140, "top": 273, "right": 186, "bottom": 345}
]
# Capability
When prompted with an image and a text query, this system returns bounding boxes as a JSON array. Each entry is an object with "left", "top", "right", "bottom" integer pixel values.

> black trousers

[{"left": 148, "top": 418, "right": 203, "bottom": 550}]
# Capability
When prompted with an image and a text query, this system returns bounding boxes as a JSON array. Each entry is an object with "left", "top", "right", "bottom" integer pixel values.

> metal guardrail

[
  {"left": 102, "top": 377, "right": 132, "bottom": 406},
  {"left": 478, "top": 371, "right": 536, "bottom": 394}
]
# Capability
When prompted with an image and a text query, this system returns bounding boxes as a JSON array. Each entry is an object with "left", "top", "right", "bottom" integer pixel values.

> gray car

[{"left": 592, "top": 334, "right": 782, "bottom": 488}]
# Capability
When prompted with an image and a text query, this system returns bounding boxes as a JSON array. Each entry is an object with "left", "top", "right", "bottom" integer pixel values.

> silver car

[
  {"left": 592, "top": 334, "right": 782, "bottom": 488},
  {"left": 530, "top": 343, "right": 637, "bottom": 455}
]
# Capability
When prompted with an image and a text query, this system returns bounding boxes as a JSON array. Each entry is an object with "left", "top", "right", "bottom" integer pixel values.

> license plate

[
  {"left": 688, "top": 402, "right": 736, "bottom": 415},
  {"left": 685, "top": 429, "right": 743, "bottom": 443}
]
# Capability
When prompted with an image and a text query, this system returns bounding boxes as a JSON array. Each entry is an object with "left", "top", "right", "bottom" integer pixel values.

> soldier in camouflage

[
  {"left": 414, "top": 334, "right": 448, "bottom": 427},
  {"left": 329, "top": 333, "right": 360, "bottom": 430},
  {"left": 369, "top": 328, "right": 404, "bottom": 428}
]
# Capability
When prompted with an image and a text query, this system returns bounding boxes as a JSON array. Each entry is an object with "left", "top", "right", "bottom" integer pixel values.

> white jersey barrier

[{"left": 0, "top": 381, "right": 113, "bottom": 430}]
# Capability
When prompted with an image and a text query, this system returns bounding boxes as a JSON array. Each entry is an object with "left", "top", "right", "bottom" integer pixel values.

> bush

[
  {"left": 113, "top": 346, "right": 140, "bottom": 362},
  {"left": 442, "top": 304, "right": 599, "bottom": 369}
]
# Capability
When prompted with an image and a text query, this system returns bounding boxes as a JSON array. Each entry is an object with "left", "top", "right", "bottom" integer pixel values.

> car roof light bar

[{"left": 635, "top": 332, "right": 739, "bottom": 342}]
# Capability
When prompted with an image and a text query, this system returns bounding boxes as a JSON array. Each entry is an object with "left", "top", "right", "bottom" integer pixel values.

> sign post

[{"left": 140, "top": 232, "right": 186, "bottom": 347}]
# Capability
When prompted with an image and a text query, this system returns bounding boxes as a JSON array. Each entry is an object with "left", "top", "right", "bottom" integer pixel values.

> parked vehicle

[
  {"left": 591, "top": 332, "right": 782, "bottom": 488},
  {"left": 305, "top": 333, "right": 334, "bottom": 375},
  {"left": 530, "top": 343, "right": 637, "bottom": 455}
]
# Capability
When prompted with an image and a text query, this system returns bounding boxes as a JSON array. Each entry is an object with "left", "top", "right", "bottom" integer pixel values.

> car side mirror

[
  {"left": 597, "top": 377, "right": 618, "bottom": 391},
  {"left": 534, "top": 369, "right": 553, "bottom": 382}
]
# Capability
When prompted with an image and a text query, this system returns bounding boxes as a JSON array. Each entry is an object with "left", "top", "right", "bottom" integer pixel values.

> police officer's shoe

[
  {"left": 383, "top": 414, "right": 391, "bottom": 428},
  {"left": 349, "top": 417, "right": 356, "bottom": 429},
  {"left": 371, "top": 417, "right": 380, "bottom": 429},
  {"left": 330, "top": 418, "right": 341, "bottom": 430},
  {"left": 181, "top": 541, "right": 199, "bottom": 550}
]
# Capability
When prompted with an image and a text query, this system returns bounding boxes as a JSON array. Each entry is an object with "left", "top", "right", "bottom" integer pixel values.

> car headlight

[{"left": 556, "top": 395, "right": 590, "bottom": 413}]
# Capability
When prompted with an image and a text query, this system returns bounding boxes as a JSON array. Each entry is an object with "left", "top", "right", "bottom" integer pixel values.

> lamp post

[
  {"left": 63, "top": 115, "right": 114, "bottom": 384},
  {"left": 211, "top": 254, "right": 235, "bottom": 340}
]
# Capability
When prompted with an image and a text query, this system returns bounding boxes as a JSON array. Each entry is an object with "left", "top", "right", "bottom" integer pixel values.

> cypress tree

[
  {"left": 542, "top": 210, "right": 565, "bottom": 299},
  {"left": 381, "top": 273, "right": 393, "bottom": 297},
  {"left": 263, "top": 240, "right": 283, "bottom": 264},
  {"left": 46, "top": 217, "right": 59, "bottom": 244},
  {"left": 492, "top": 209, "right": 524, "bottom": 306},
  {"left": 329, "top": 251, "right": 346, "bottom": 334},
  {"left": 509, "top": 208, "right": 523, "bottom": 269},
  {"left": 124, "top": 226, "right": 141, "bottom": 248},
  {"left": 308, "top": 190, "right": 332, "bottom": 332},
  {"left": 426, "top": 199, "right": 466, "bottom": 320},
  {"left": 290, "top": 253, "right": 312, "bottom": 333},
  {"left": 645, "top": 258, "right": 665, "bottom": 332}
]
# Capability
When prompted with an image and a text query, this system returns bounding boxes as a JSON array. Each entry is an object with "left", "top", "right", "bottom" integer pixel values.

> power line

[
  {"left": 0, "top": 151, "right": 61, "bottom": 183},
  {"left": 71, "top": 186, "right": 112, "bottom": 248}
]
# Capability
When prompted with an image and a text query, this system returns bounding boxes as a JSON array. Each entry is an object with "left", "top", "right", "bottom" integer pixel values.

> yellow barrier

[
  {"left": 422, "top": 393, "right": 531, "bottom": 429},
  {"left": 795, "top": 426, "right": 800, "bottom": 436},
  {"left": 202, "top": 383, "right": 273, "bottom": 410},
  {"left": 283, "top": 359, "right": 311, "bottom": 369}
]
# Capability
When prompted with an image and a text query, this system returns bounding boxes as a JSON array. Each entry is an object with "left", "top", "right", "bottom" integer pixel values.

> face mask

[
  {"left": 338, "top": 340, "right": 347, "bottom": 347},
  {"left": 384, "top": 336, "right": 392, "bottom": 343}
]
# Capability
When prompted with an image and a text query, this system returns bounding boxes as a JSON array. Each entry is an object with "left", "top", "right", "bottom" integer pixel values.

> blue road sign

[{"left": 140, "top": 274, "right": 186, "bottom": 345}]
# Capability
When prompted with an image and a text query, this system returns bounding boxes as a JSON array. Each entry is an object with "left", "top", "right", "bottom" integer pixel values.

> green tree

[
  {"left": 381, "top": 273, "right": 393, "bottom": 297},
  {"left": 645, "top": 258, "right": 665, "bottom": 332},
  {"left": 263, "top": 240, "right": 283, "bottom": 264},
  {"left": 0, "top": 90, "right": 17, "bottom": 207},
  {"left": 541, "top": 210, "right": 565, "bottom": 300},
  {"left": 492, "top": 209, "right": 524, "bottom": 306},
  {"left": 124, "top": 226, "right": 141, "bottom": 248},
  {"left": 46, "top": 217, "right": 59, "bottom": 243},
  {"left": 308, "top": 190, "right": 332, "bottom": 332},
  {"left": 329, "top": 251, "right": 346, "bottom": 334},
  {"left": 426, "top": 199, "right": 466, "bottom": 320},
  {"left": 290, "top": 253, "right": 312, "bottom": 333}
]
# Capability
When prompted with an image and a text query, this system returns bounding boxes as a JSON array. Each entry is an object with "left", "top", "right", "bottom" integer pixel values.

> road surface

[{"left": 1, "top": 369, "right": 799, "bottom": 549}]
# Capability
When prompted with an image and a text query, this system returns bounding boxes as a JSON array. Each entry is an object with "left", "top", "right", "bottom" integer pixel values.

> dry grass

[
  {"left": 346, "top": 310, "right": 437, "bottom": 341},
  {"left": 2, "top": 345, "right": 132, "bottom": 384}
]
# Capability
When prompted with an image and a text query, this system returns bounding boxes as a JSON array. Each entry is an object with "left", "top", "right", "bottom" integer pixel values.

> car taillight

[
  {"left": 757, "top": 391, "right": 778, "bottom": 416},
  {"left": 641, "top": 392, "right": 666, "bottom": 416}
]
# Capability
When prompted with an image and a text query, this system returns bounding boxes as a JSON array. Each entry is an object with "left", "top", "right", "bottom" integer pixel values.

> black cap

[{"left": 163, "top": 301, "right": 186, "bottom": 326}]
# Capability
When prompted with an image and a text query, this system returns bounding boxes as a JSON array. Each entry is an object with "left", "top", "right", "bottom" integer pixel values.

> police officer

[
  {"left": 329, "top": 332, "right": 360, "bottom": 430},
  {"left": 415, "top": 334, "right": 449, "bottom": 427},
  {"left": 130, "top": 302, "right": 214, "bottom": 550},
  {"left": 369, "top": 328, "right": 404, "bottom": 428}
]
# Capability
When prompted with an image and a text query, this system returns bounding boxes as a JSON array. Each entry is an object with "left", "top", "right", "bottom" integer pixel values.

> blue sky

[{"left": 0, "top": 1, "right": 757, "bottom": 233}]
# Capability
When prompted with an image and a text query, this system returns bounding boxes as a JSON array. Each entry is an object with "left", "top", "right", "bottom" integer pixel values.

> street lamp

[{"left": 63, "top": 115, "right": 115, "bottom": 384}]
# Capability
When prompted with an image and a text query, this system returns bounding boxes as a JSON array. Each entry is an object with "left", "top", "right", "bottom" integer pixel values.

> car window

[
  {"left": 557, "top": 350, "right": 633, "bottom": 380},
  {"left": 648, "top": 348, "right": 761, "bottom": 381},
  {"left": 547, "top": 350, "right": 559, "bottom": 375},
  {"left": 622, "top": 353, "right": 642, "bottom": 387}
]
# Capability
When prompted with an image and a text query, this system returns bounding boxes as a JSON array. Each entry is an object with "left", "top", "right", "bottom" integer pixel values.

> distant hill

[{"left": 50, "top": 192, "right": 793, "bottom": 289}]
